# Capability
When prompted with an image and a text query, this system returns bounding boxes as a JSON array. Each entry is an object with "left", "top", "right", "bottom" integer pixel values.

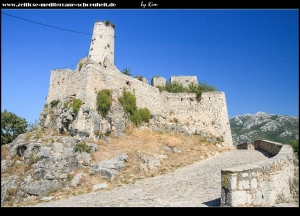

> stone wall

[
  {"left": 44, "top": 58, "right": 233, "bottom": 147},
  {"left": 221, "top": 140, "right": 295, "bottom": 207}
]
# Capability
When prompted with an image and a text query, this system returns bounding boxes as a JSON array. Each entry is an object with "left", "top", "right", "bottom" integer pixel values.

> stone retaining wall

[{"left": 221, "top": 140, "right": 295, "bottom": 207}]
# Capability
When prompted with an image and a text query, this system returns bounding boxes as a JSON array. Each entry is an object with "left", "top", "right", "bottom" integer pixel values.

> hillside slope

[{"left": 230, "top": 111, "right": 299, "bottom": 145}]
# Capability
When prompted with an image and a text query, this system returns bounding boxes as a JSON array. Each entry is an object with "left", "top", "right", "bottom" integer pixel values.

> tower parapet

[{"left": 88, "top": 21, "right": 115, "bottom": 65}]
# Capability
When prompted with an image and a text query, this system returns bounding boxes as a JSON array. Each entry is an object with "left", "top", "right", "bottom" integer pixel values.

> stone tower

[{"left": 88, "top": 20, "right": 115, "bottom": 65}]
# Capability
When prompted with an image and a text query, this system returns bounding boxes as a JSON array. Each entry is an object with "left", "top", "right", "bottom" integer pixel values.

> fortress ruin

[{"left": 40, "top": 20, "right": 233, "bottom": 148}]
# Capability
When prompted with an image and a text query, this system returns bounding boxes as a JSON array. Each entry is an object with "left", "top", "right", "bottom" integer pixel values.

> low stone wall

[{"left": 220, "top": 140, "right": 295, "bottom": 207}]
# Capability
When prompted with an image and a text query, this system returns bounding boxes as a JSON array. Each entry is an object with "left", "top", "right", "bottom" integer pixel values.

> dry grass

[{"left": 10, "top": 129, "right": 231, "bottom": 207}]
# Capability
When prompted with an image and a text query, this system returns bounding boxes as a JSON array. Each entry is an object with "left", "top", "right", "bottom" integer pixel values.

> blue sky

[{"left": 1, "top": 9, "right": 299, "bottom": 124}]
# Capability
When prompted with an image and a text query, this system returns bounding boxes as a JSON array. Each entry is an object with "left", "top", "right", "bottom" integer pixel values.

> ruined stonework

[
  {"left": 170, "top": 76, "right": 198, "bottom": 88},
  {"left": 151, "top": 76, "right": 166, "bottom": 87},
  {"left": 41, "top": 21, "right": 233, "bottom": 148}
]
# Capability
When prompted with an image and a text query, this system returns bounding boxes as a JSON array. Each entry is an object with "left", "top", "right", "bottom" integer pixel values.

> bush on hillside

[
  {"left": 72, "top": 99, "right": 83, "bottom": 116},
  {"left": 97, "top": 89, "right": 112, "bottom": 117}
]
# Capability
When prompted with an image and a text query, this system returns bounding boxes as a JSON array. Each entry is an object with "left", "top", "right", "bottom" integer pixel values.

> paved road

[{"left": 31, "top": 149, "right": 295, "bottom": 207}]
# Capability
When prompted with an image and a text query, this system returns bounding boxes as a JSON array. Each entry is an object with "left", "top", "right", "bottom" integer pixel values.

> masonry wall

[
  {"left": 45, "top": 59, "right": 233, "bottom": 147},
  {"left": 221, "top": 140, "right": 295, "bottom": 207},
  {"left": 46, "top": 69, "right": 72, "bottom": 104},
  {"left": 88, "top": 21, "right": 115, "bottom": 65}
]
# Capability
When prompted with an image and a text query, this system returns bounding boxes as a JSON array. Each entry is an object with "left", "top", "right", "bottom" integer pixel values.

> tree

[
  {"left": 122, "top": 68, "right": 132, "bottom": 76},
  {"left": 1, "top": 109, "right": 28, "bottom": 145}
]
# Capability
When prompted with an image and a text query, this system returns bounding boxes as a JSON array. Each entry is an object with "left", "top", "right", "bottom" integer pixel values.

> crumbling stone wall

[
  {"left": 221, "top": 140, "right": 295, "bottom": 207},
  {"left": 44, "top": 59, "right": 232, "bottom": 147},
  {"left": 170, "top": 76, "right": 198, "bottom": 88}
]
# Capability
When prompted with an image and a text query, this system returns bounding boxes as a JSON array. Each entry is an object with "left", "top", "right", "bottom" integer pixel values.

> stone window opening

[
  {"left": 126, "top": 81, "right": 131, "bottom": 87},
  {"left": 181, "top": 98, "right": 183, "bottom": 101}
]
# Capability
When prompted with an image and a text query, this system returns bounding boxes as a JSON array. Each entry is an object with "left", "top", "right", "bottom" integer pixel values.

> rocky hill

[
  {"left": 230, "top": 111, "right": 299, "bottom": 145},
  {"left": 1, "top": 124, "right": 229, "bottom": 207}
]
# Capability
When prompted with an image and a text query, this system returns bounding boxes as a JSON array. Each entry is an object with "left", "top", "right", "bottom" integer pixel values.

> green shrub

[
  {"left": 119, "top": 90, "right": 137, "bottom": 115},
  {"left": 44, "top": 103, "right": 48, "bottom": 109},
  {"left": 197, "top": 82, "right": 217, "bottom": 92},
  {"left": 104, "top": 20, "right": 111, "bottom": 26},
  {"left": 50, "top": 100, "right": 60, "bottom": 108},
  {"left": 130, "top": 111, "right": 142, "bottom": 126},
  {"left": 119, "top": 89, "right": 150, "bottom": 126},
  {"left": 158, "top": 81, "right": 217, "bottom": 101},
  {"left": 289, "top": 139, "right": 299, "bottom": 159},
  {"left": 157, "top": 85, "right": 165, "bottom": 92},
  {"left": 28, "top": 153, "right": 39, "bottom": 165},
  {"left": 96, "top": 89, "right": 112, "bottom": 117},
  {"left": 165, "top": 82, "right": 186, "bottom": 93},
  {"left": 130, "top": 108, "right": 151, "bottom": 126},
  {"left": 67, "top": 174, "right": 73, "bottom": 181},
  {"left": 74, "top": 141, "right": 92, "bottom": 153},
  {"left": 103, "top": 20, "right": 115, "bottom": 29},
  {"left": 138, "top": 108, "right": 150, "bottom": 123},
  {"left": 72, "top": 99, "right": 83, "bottom": 116},
  {"left": 78, "top": 62, "right": 83, "bottom": 71},
  {"left": 64, "top": 101, "right": 69, "bottom": 108},
  {"left": 134, "top": 75, "right": 144, "bottom": 82},
  {"left": 122, "top": 68, "right": 132, "bottom": 76}
]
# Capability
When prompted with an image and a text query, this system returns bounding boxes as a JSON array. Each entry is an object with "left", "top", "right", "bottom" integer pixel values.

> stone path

[{"left": 31, "top": 149, "right": 296, "bottom": 207}]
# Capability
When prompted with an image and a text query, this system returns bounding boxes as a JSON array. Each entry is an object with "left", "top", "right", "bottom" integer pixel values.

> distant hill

[{"left": 230, "top": 112, "right": 299, "bottom": 145}]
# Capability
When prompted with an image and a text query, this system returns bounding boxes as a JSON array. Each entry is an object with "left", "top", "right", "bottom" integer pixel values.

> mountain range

[{"left": 230, "top": 111, "right": 299, "bottom": 145}]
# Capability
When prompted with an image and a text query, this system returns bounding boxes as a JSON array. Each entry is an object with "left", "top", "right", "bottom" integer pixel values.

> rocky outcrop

[
  {"left": 89, "top": 153, "right": 128, "bottom": 179},
  {"left": 1, "top": 131, "right": 119, "bottom": 206},
  {"left": 39, "top": 93, "right": 126, "bottom": 142}
]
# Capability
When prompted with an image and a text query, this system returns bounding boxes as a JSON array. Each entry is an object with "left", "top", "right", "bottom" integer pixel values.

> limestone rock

[
  {"left": 138, "top": 152, "right": 168, "bottom": 171},
  {"left": 93, "top": 183, "right": 108, "bottom": 190},
  {"left": 70, "top": 172, "right": 84, "bottom": 187},
  {"left": 89, "top": 153, "right": 128, "bottom": 179}
]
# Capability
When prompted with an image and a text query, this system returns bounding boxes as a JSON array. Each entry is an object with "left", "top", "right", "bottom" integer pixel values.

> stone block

[
  {"left": 231, "top": 191, "right": 248, "bottom": 206},
  {"left": 93, "top": 183, "right": 108, "bottom": 190},
  {"left": 242, "top": 172, "right": 248, "bottom": 178},
  {"left": 237, "top": 179, "right": 243, "bottom": 190},
  {"left": 243, "top": 179, "right": 250, "bottom": 190},
  {"left": 253, "top": 191, "right": 263, "bottom": 206},
  {"left": 151, "top": 76, "right": 166, "bottom": 87},
  {"left": 228, "top": 174, "right": 237, "bottom": 190},
  {"left": 250, "top": 178, "right": 257, "bottom": 189}
]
